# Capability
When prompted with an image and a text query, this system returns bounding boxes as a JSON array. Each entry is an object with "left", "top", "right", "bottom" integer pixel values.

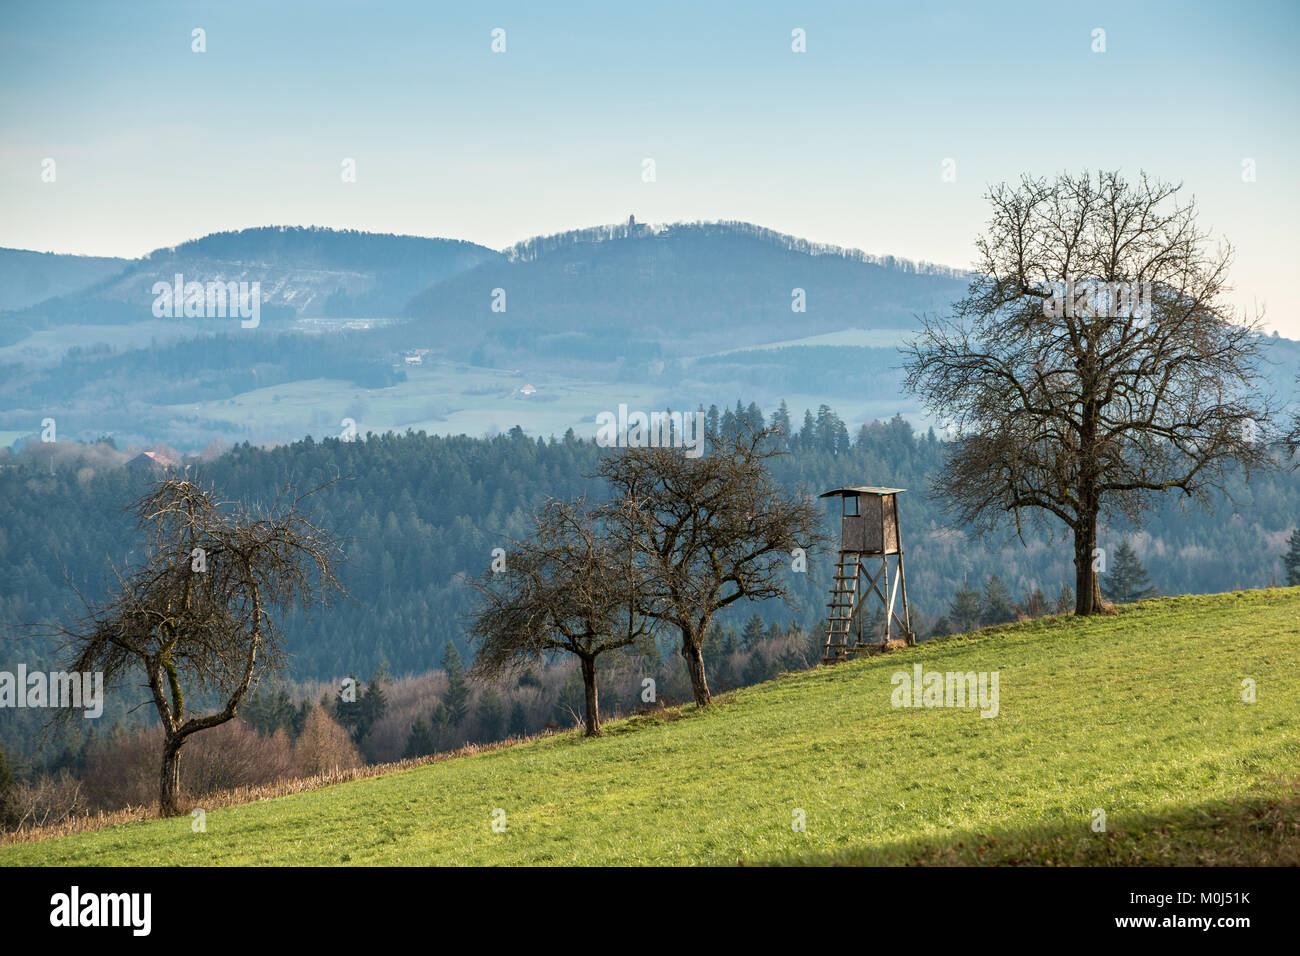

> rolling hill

[
  {"left": 399, "top": 221, "right": 972, "bottom": 363},
  {"left": 3, "top": 220, "right": 1295, "bottom": 452},
  {"left": 0, "top": 249, "right": 129, "bottom": 317},
  {"left": 3, "top": 589, "right": 1296, "bottom": 866},
  {"left": 8, "top": 226, "right": 499, "bottom": 329}
]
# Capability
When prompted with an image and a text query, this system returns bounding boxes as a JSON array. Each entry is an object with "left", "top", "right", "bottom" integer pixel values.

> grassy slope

[{"left": 4, "top": 589, "right": 1298, "bottom": 866}]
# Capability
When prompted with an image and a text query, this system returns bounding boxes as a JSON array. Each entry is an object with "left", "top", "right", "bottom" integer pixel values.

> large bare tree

[
  {"left": 597, "top": 427, "right": 822, "bottom": 707},
  {"left": 905, "top": 170, "right": 1274, "bottom": 614},
  {"left": 57, "top": 479, "right": 343, "bottom": 815},
  {"left": 466, "top": 498, "right": 653, "bottom": 737}
]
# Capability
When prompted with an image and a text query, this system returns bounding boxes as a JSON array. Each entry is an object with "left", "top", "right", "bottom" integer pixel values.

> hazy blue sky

[{"left": 2, "top": 0, "right": 1298, "bottom": 332}]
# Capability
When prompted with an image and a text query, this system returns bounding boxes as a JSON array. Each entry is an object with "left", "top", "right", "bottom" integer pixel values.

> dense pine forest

[{"left": 4, "top": 401, "right": 1296, "bottom": 700}]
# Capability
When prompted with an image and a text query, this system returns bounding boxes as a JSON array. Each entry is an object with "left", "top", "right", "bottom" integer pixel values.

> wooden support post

[
  {"left": 897, "top": 552, "right": 914, "bottom": 643},
  {"left": 881, "top": 556, "right": 891, "bottom": 644},
  {"left": 853, "top": 557, "right": 862, "bottom": 647},
  {"left": 888, "top": 558, "right": 900, "bottom": 643}
]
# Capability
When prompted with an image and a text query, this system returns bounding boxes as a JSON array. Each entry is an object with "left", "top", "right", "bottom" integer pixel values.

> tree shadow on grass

[{"left": 756, "top": 779, "right": 1300, "bottom": 866}]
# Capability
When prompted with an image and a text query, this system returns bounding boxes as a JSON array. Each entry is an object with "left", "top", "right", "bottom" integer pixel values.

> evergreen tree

[
  {"left": 742, "top": 650, "right": 771, "bottom": 686},
  {"left": 741, "top": 612, "right": 766, "bottom": 650},
  {"left": 709, "top": 648, "right": 736, "bottom": 693},
  {"left": 403, "top": 716, "right": 436, "bottom": 759},
  {"left": 948, "top": 581, "right": 983, "bottom": 633},
  {"left": 1283, "top": 528, "right": 1300, "bottom": 586},
  {"left": 705, "top": 404, "right": 721, "bottom": 442},
  {"left": 771, "top": 401, "right": 793, "bottom": 447},
  {"left": 358, "top": 666, "right": 390, "bottom": 739},
  {"left": 441, "top": 642, "right": 470, "bottom": 727},
  {"left": 0, "top": 748, "right": 21, "bottom": 831},
  {"left": 430, "top": 701, "right": 452, "bottom": 749},
  {"left": 244, "top": 686, "right": 295, "bottom": 736},
  {"left": 815, "top": 404, "right": 840, "bottom": 453},
  {"left": 476, "top": 688, "right": 505, "bottom": 742},
  {"left": 982, "top": 574, "right": 1016, "bottom": 625},
  {"left": 720, "top": 407, "right": 737, "bottom": 440},
  {"left": 702, "top": 623, "right": 727, "bottom": 659},
  {"left": 334, "top": 675, "right": 361, "bottom": 733},
  {"left": 798, "top": 409, "right": 816, "bottom": 448},
  {"left": 508, "top": 700, "right": 528, "bottom": 738},
  {"left": 777, "top": 645, "right": 804, "bottom": 674},
  {"left": 1102, "top": 539, "right": 1157, "bottom": 604}
]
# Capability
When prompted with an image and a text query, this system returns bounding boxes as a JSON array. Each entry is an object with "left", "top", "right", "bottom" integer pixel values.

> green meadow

[{"left": 3, "top": 589, "right": 1297, "bottom": 866}]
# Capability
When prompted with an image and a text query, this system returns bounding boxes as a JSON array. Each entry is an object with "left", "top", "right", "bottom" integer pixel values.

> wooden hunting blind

[{"left": 819, "top": 487, "right": 915, "bottom": 662}]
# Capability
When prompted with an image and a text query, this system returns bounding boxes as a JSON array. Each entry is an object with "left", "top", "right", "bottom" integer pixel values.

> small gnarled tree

[
  {"left": 466, "top": 498, "right": 654, "bottom": 736},
  {"left": 57, "top": 479, "right": 343, "bottom": 815},
  {"left": 905, "top": 170, "right": 1274, "bottom": 614},
  {"left": 597, "top": 427, "right": 823, "bottom": 707}
]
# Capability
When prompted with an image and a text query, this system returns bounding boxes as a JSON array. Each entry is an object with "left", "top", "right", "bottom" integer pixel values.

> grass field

[
  {"left": 0, "top": 319, "right": 928, "bottom": 448},
  {"left": 698, "top": 326, "right": 917, "bottom": 356},
  {"left": 158, "top": 364, "right": 669, "bottom": 445},
  {"left": 157, "top": 361, "right": 923, "bottom": 447},
  {"left": 3, "top": 589, "right": 1297, "bottom": 866}
]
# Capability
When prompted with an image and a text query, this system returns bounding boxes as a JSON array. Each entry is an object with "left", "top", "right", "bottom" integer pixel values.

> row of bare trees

[
  {"left": 46, "top": 429, "right": 821, "bottom": 814},
  {"left": 467, "top": 429, "right": 823, "bottom": 735}
]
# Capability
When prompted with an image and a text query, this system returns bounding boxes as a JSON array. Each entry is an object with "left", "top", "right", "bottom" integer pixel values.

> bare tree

[
  {"left": 466, "top": 498, "right": 652, "bottom": 736},
  {"left": 905, "top": 170, "right": 1274, "bottom": 614},
  {"left": 597, "top": 427, "right": 823, "bottom": 707},
  {"left": 56, "top": 479, "right": 343, "bottom": 815}
]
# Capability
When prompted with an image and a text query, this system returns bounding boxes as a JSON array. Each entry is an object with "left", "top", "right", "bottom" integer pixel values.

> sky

[{"left": 2, "top": 0, "right": 1298, "bottom": 333}]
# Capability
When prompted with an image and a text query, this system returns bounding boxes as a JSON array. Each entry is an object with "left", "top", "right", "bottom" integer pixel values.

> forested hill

[
  {"left": 399, "top": 221, "right": 971, "bottom": 363},
  {"left": 4, "top": 404, "right": 1297, "bottom": 689}
]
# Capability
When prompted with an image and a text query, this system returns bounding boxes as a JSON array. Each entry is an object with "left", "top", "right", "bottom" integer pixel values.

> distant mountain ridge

[
  {"left": 8, "top": 226, "right": 500, "bottom": 327},
  {"left": 3, "top": 222, "right": 968, "bottom": 344},
  {"left": 502, "top": 219, "right": 968, "bottom": 278}
]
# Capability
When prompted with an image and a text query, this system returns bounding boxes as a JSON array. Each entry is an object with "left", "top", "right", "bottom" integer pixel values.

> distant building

[
  {"left": 126, "top": 450, "right": 177, "bottom": 472},
  {"left": 519, "top": 384, "right": 537, "bottom": 396},
  {"left": 404, "top": 355, "right": 422, "bottom": 365}
]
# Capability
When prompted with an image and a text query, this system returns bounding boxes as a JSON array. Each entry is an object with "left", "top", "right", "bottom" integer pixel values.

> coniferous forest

[{"left": 2, "top": 399, "right": 1296, "bottom": 781}]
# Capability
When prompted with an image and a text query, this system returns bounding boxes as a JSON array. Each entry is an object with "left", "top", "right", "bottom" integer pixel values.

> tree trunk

[
  {"left": 579, "top": 655, "right": 601, "bottom": 736},
  {"left": 160, "top": 735, "right": 185, "bottom": 817},
  {"left": 1073, "top": 513, "right": 1106, "bottom": 615},
  {"left": 681, "top": 632, "right": 712, "bottom": 707}
]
